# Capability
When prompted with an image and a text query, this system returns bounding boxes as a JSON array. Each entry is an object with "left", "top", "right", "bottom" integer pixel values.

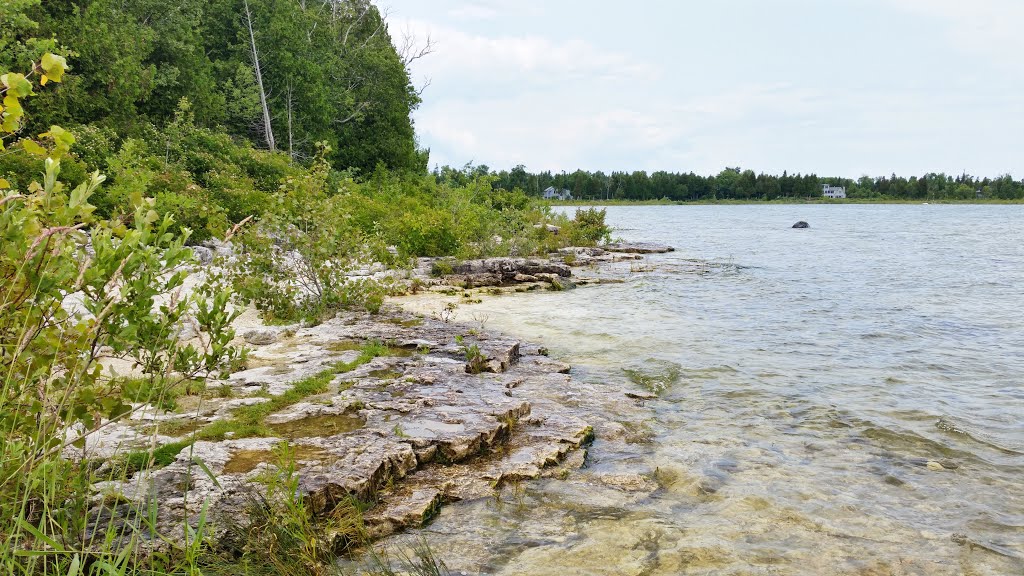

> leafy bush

[
  {"left": 232, "top": 146, "right": 392, "bottom": 323},
  {"left": 567, "top": 207, "right": 611, "bottom": 245},
  {"left": 1, "top": 56, "right": 241, "bottom": 574}
]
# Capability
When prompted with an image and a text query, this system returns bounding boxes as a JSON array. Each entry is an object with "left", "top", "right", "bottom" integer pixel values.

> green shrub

[
  {"left": 566, "top": 207, "right": 611, "bottom": 246},
  {"left": 1, "top": 58, "right": 241, "bottom": 573},
  {"left": 233, "top": 146, "right": 391, "bottom": 323}
]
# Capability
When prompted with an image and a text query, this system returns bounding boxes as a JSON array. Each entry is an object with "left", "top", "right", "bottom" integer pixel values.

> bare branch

[
  {"left": 360, "top": 8, "right": 387, "bottom": 48},
  {"left": 414, "top": 76, "right": 432, "bottom": 98},
  {"left": 341, "top": 3, "right": 371, "bottom": 46},
  {"left": 399, "top": 29, "right": 434, "bottom": 67},
  {"left": 333, "top": 101, "right": 372, "bottom": 126}
]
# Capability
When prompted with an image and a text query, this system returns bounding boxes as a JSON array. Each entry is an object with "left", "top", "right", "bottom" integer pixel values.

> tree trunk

[
  {"left": 243, "top": 0, "right": 275, "bottom": 152},
  {"left": 286, "top": 82, "right": 294, "bottom": 160}
]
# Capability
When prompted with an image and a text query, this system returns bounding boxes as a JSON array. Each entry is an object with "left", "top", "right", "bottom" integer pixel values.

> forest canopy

[{"left": 1, "top": 0, "right": 425, "bottom": 174}]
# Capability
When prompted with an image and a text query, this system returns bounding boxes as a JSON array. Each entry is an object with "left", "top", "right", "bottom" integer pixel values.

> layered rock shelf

[
  {"left": 83, "top": 244, "right": 677, "bottom": 557},
  {"left": 87, "top": 307, "right": 595, "bottom": 555}
]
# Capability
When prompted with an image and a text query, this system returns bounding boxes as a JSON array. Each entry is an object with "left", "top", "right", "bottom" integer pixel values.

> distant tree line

[{"left": 459, "top": 165, "right": 1024, "bottom": 201}]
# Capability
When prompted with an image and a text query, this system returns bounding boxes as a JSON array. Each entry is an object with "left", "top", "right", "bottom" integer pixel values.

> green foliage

[
  {"left": 565, "top": 207, "right": 611, "bottom": 245},
  {"left": 430, "top": 259, "right": 455, "bottom": 277},
  {"left": 9, "top": 0, "right": 423, "bottom": 173},
  {"left": 114, "top": 440, "right": 194, "bottom": 478},
  {"left": 455, "top": 336, "right": 487, "bottom": 375},
  {"left": 0, "top": 56, "right": 240, "bottom": 574},
  {"left": 116, "top": 376, "right": 204, "bottom": 412},
  {"left": 232, "top": 147, "right": 394, "bottom": 323},
  {"left": 490, "top": 165, "right": 1024, "bottom": 202}
]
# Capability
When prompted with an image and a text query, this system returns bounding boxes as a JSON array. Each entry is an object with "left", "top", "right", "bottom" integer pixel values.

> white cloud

[
  {"left": 448, "top": 4, "right": 498, "bottom": 21},
  {"left": 398, "top": 19, "right": 658, "bottom": 89},
  {"left": 391, "top": 0, "right": 1024, "bottom": 177},
  {"left": 884, "top": 0, "right": 1024, "bottom": 72}
]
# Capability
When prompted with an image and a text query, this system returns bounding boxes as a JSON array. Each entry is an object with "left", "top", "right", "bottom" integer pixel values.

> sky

[{"left": 384, "top": 0, "right": 1023, "bottom": 178}]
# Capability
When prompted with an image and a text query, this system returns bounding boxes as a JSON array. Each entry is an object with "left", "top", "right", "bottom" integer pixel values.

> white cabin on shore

[
  {"left": 543, "top": 186, "right": 572, "bottom": 201},
  {"left": 822, "top": 184, "right": 846, "bottom": 199}
]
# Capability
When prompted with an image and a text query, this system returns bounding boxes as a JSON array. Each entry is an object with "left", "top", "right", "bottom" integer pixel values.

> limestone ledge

[{"left": 89, "top": 307, "right": 595, "bottom": 554}]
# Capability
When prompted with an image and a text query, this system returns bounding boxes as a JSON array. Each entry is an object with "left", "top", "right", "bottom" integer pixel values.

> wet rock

[
  {"left": 297, "top": 434, "right": 420, "bottom": 507},
  {"left": 593, "top": 473, "right": 660, "bottom": 493},
  {"left": 792, "top": 221, "right": 810, "bottom": 229},
  {"left": 625, "top": 391, "right": 658, "bottom": 401},
  {"left": 603, "top": 242, "right": 675, "bottom": 254},
  {"left": 243, "top": 329, "right": 280, "bottom": 346},
  {"left": 539, "top": 274, "right": 576, "bottom": 290},
  {"left": 926, "top": 460, "right": 945, "bottom": 471},
  {"left": 364, "top": 487, "right": 446, "bottom": 538}
]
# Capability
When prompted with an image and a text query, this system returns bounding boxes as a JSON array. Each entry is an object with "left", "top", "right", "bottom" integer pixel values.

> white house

[
  {"left": 543, "top": 186, "right": 573, "bottom": 201},
  {"left": 822, "top": 184, "right": 846, "bottom": 199}
]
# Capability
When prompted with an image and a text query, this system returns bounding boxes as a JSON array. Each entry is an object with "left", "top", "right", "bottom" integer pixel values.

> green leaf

[
  {"left": 66, "top": 555, "right": 82, "bottom": 576},
  {"left": 1, "top": 73, "right": 33, "bottom": 97},
  {"left": 22, "top": 139, "right": 47, "bottom": 157},
  {"left": 192, "top": 456, "right": 222, "bottom": 489},
  {"left": 40, "top": 53, "right": 68, "bottom": 83},
  {"left": 15, "top": 518, "right": 65, "bottom": 552}
]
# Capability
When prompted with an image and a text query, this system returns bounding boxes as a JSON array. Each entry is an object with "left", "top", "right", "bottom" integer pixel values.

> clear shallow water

[{"left": 385, "top": 205, "right": 1024, "bottom": 575}]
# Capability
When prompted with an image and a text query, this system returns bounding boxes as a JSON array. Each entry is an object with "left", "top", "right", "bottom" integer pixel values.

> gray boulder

[{"left": 190, "top": 246, "right": 214, "bottom": 266}]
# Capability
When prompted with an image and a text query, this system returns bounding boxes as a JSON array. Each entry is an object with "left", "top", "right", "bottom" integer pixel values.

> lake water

[{"left": 384, "top": 205, "right": 1024, "bottom": 575}]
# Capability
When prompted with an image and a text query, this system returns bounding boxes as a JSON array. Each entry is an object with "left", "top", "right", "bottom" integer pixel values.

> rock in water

[
  {"left": 792, "top": 221, "right": 809, "bottom": 229},
  {"left": 602, "top": 242, "right": 675, "bottom": 254}
]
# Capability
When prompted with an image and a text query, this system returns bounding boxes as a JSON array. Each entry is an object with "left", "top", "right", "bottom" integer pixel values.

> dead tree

[{"left": 243, "top": 0, "right": 276, "bottom": 152}]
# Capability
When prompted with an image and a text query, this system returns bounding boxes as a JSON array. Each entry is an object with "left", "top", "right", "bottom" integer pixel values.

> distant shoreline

[{"left": 550, "top": 198, "right": 1024, "bottom": 206}]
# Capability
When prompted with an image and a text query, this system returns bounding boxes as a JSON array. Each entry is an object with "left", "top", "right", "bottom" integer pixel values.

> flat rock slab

[
  {"left": 88, "top": 307, "right": 597, "bottom": 556},
  {"left": 602, "top": 242, "right": 675, "bottom": 254}
]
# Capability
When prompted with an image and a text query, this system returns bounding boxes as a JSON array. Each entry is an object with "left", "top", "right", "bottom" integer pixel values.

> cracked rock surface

[{"left": 88, "top": 307, "right": 596, "bottom": 554}]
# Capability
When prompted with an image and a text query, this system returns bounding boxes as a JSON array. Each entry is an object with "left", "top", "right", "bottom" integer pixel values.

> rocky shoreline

[{"left": 83, "top": 245, "right": 674, "bottom": 559}]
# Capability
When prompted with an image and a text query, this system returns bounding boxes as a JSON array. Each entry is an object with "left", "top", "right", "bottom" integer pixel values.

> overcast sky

[{"left": 385, "top": 0, "right": 1022, "bottom": 178}]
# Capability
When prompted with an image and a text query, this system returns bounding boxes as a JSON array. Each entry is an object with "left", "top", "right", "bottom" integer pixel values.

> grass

[
  {"left": 117, "top": 377, "right": 207, "bottom": 412},
  {"left": 118, "top": 340, "right": 392, "bottom": 475}
]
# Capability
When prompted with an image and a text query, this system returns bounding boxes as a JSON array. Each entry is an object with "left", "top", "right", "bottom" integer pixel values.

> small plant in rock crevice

[
  {"left": 209, "top": 442, "right": 365, "bottom": 576},
  {"left": 455, "top": 335, "right": 488, "bottom": 375}
]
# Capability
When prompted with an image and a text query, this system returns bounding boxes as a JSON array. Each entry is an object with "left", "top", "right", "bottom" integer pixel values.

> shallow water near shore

[{"left": 383, "top": 205, "right": 1024, "bottom": 575}]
